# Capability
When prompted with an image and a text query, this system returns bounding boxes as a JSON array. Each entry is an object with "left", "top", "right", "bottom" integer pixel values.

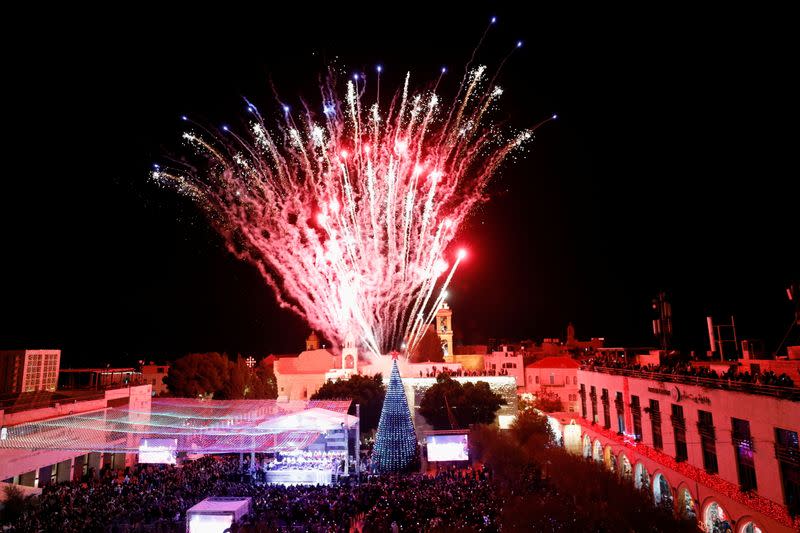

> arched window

[
  {"left": 582, "top": 434, "right": 591, "bottom": 458},
  {"left": 653, "top": 473, "right": 672, "bottom": 508},
  {"left": 677, "top": 488, "right": 696, "bottom": 521},
  {"left": 704, "top": 502, "right": 729, "bottom": 533},
  {"left": 619, "top": 454, "right": 632, "bottom": 480},
  {"left": 741, "top": 521, "right": 763, "bottom": 533},
  {"left": 634, "top": 462, "right": 649, "bottom": 491}
]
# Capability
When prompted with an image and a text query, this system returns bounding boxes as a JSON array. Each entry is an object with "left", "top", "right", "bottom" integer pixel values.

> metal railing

[{"left": 581, "top": 365, "right": 800, "bottom": 401}]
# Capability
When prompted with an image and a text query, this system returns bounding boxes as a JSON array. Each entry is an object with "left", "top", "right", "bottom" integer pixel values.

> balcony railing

[{"left": 581, "top": 365, "right": 800, "bottom": 401}]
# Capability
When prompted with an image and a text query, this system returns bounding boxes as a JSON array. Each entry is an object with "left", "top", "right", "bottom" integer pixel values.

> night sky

[{"left": 2, "top": 5, "right": 797, "bottom": 367}]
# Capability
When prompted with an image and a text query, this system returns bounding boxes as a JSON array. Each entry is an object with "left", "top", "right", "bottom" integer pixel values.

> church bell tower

[
  {"left": 342, "top": 331, "right": 358, "bottom": 375},
  {"left": 306, "top": 331, "right": 320, "bottom": 351},
  {"left": 436, "top": 302, "right": 454, "bottom": 362}
]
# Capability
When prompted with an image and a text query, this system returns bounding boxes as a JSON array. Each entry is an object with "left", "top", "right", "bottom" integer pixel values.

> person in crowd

[{"left": 9, "top": 455, "right": 500, "bottom": 533}]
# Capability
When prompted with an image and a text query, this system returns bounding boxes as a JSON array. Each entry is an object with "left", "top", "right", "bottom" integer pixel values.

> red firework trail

[{"left": 153, "top": 61, "right": 554, "bottom": 360}]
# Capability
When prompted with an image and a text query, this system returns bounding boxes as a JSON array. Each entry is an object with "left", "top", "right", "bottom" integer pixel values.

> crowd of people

[
  {"left": 419, "top": 366, "right": 510, "bottom": 378},
  {"left": 6, "top": 456, "right": 500, "bottom": 533},
  {"left": 582, "top": 354, "right": 796, "bottom": 389}
]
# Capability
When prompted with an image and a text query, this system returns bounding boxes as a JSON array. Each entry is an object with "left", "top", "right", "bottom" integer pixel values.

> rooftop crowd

[
  {"left": 419, "top": 367, "right": 510, "bottom": 378},
  {"left": 582, "top": 354, "right": 796, "bottom": 389},
  {"left": 7, "top": 456, "right": 500, "bottom": 533}
]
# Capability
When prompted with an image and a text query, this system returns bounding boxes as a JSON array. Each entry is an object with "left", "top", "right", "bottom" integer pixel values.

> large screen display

[
  {"left": 427, "top": 434, "right": 469, "bottom": 461},
  {"left": 138, "top": 438, "right": 178, "bottom": 464}
]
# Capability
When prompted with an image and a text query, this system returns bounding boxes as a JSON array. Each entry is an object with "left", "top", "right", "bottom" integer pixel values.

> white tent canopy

[
  {"left": 0, "top": 399, "right": 354, "bottom": 453},
  {"left": 260, "top": 407, "right": 358, "bottom": 431}
]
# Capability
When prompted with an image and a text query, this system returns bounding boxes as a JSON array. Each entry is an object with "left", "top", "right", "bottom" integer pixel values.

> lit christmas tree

[{"left": 372, "top": 354, "right": 417, "bottom": 473}]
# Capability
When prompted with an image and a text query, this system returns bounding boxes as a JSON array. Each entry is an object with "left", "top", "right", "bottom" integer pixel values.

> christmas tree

[{"left": 372, "top": 355, "right": 417, "bottom": 473}]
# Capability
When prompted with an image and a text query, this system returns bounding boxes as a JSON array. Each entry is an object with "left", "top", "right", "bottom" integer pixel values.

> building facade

[
  {"left": 275, "top": 348, "right": 340, "bottom": 401},
  {"left": 141, "top": 363, "right": 170, "bottom": 396},
  {"left": 483, "top": 345, "right": 525, "bottom": 391},
  {"left": 575, "top": 366, "right": 800, "bottom": 533},
  {"left": 0, "top": 350, "right": 60, "bottom": 394},
  {"left": 525, "top": 356, "right": 580, "bottom": 412}
]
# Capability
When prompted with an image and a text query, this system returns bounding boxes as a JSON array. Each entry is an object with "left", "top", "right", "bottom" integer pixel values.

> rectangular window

[
  {"left": 697, "top": 410, "right": 718, "bottom": 474},
  {"left": 549, "top": 374, "right": 555, "bottom": 385},
  {"left": 579, "top": 384, "right": 587, "bottom": 419},
  {"left": 573, "top": 376, "right": 578, "bottom": 385},
  {"left": 631, "top": 396, "right": 642, "bottom": 441},
  {"left": 649, "top": 399, "right": 663, "bottom": 450},
  {"left": 775, "top": 427, "right": 800, "bottom": 515},
  {"left": 615, "top": 392, "right": 625, "bottom": 434},
  {"left": 535, "top": 375, "right": 539, "bottom": 384},
  {"left": 590, "top": 386, "right": 598, "bottom": 424},
  {"left": 601, "top": 389, "right": 611, "bottom": 429},
  {"left": 732, "top": 418, "right": 757, "bottom": 491},
  {"left": 671, "top": 404, "right": 688, "bottom": 462}
]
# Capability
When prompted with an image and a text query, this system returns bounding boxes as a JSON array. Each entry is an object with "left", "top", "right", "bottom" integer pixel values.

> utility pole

[
  {"left": 355, "top": 403, "right": 361, "bottom": 483},
  {"left": 775, "top": 282, "right": 800, "bottom": 356}
]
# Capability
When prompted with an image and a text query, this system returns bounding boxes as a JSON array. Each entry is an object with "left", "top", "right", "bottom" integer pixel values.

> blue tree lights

[{"left": 373, "top": 358, "right": 417, "bottom": 473}]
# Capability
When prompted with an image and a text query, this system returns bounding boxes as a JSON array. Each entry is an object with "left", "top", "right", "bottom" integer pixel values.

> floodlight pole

[
  {"left": 344, "top": 412, "right": 349, "bottom": 477},
  {"left": 355, "top": 403, "right": 361, "bottom": 483}
]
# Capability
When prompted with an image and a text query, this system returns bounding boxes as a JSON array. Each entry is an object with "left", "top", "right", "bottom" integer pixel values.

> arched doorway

[
  {"left": 593, "top": 440, "right": 603, "bottom": 463},
  {"left": 583, "top": 434, "right": 591, "bottom": 458},
  {"left": 619, "top": 453, "right": 632, "bottom": 481},
  {"left": 634, "top": 462, "right": 649, "bottom": 490},
  {"left": 603, "top": 446, "right": 616, "bottom": 473},
  {"left": 704, "top": 501, "right": 731, "bottom": 533},
  {"left": 677, "top": 487, "right": 696, "bottom": 521},
  {"left": 739, "top": 521, "right": 763, "bottom": 533},
  {"left": 653, "top": 473, "right": 673, "bottom": 508}
]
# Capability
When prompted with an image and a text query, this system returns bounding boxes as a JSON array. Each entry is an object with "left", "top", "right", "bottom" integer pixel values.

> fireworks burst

[{"left": 153, "top": 44, "right": 554, "bottom": 360}]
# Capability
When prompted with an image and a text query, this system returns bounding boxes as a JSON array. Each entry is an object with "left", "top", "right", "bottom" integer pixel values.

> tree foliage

[
  {"left": 252, "top": 357, "right": 278, "bottom": 399},
  {"left": 165, "top": 353, "right": 277, "bottom": 399},
  {"left": 469, "top": 412, "right": 699, "bottom": 532},
  {"left": 311, "top": 373, "right": 385, "bottom": 433},
  {"left": 0, "top": 485, "right": 25, "bottom": 525},
  {"left": 510, "top": 408, "right": 556, "bottom": 449},
  {"left": 164, "top": 353, "right": 231, "bottom": 398},
  {"left": 532, "top": 390, "right": 564, "bottom": 413},
  {"left": 224, "top": 356, "right": 278, "bottom": 400},
  {"left": 410, "top": 324, "right": 444, "bottom": 363},
  {"left": 419, "top": 374, "right": 506, "bottom": 429}
]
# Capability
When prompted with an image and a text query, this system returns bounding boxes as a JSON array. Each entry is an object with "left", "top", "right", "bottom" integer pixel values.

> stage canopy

[{"left": 0, "top": 398, "right": 353, "bottom": 453}]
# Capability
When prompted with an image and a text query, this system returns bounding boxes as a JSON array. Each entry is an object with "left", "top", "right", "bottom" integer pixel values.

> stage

[{"left": 266, "top": 468, "right": 332, "bottom": 485}]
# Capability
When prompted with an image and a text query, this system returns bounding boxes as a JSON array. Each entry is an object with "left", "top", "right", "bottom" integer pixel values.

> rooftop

[
  {"left": 0, "top": 390, "right": 105, "bottom": 413},
  {"left": 581, "top": 364, "right": 799, "bottom": 401},
  {"left": 527, "top": 357, "right": 581, "bottom": 369}
]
